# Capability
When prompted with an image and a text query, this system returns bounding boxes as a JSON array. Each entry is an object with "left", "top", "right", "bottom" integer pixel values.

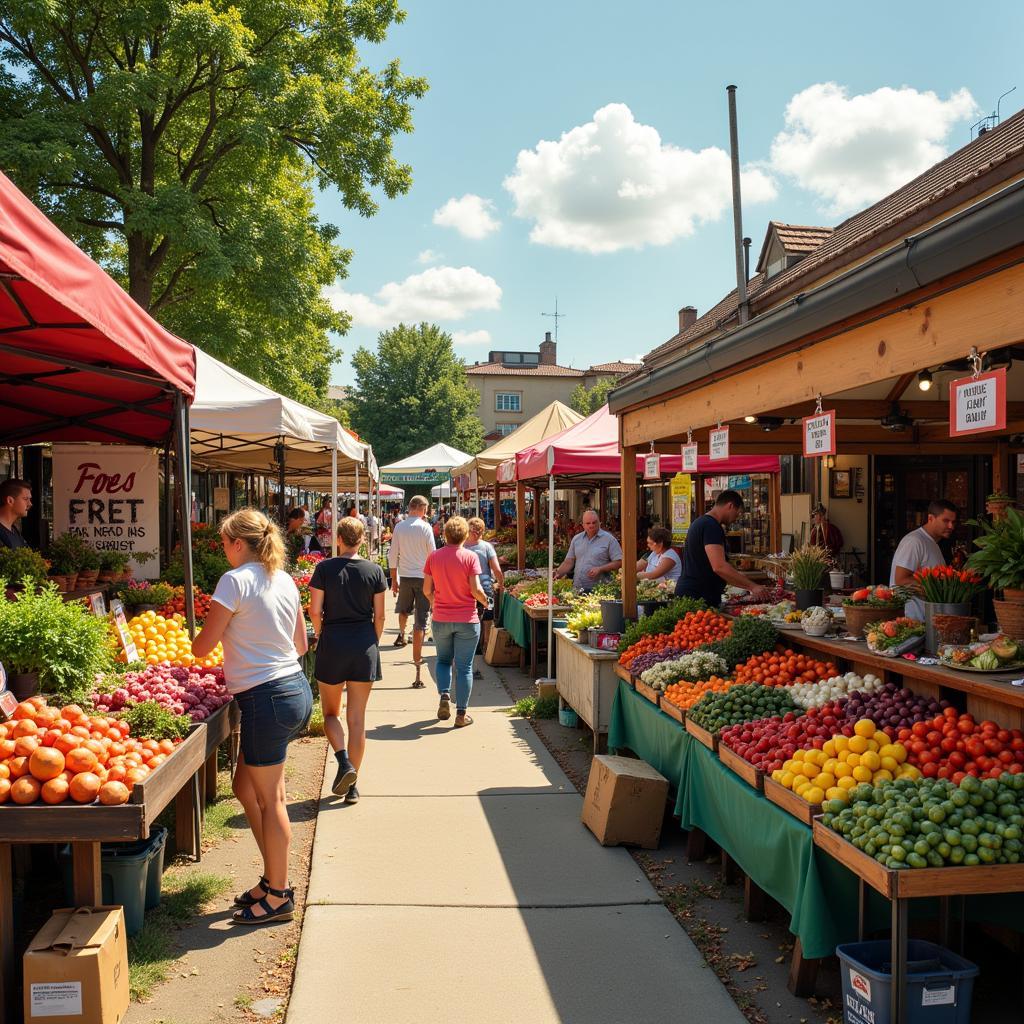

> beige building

[{"left": 466, "top": 332, "right": 635, "bottom": 441}]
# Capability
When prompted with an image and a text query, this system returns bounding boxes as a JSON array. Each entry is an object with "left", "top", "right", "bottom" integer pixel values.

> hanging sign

[
  {"left": 681, "top": 443, "right": 698, "bottom": 473},
  {"left": 109, "top": 599, "right": 139, "bottom": 663},
  {"left": 709, "top": 426, "right": 730, "bottom": 461},
  {"left": 802, "top": 409, "right": 836, "bottom": 457},
  {"left": 670, "top": 474, "right": 693, "bottom": 546},
  {"left": 950, "top": 368, "right": 1006, "bottom": 437},
  {"left": 643, "top": 454, "right": 661, "bottom": 480},
  {"left": 51, "top": 444, "right": 160, "bottom": 579}
]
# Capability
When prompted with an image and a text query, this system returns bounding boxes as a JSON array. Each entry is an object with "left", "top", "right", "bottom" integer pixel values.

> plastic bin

[
  {"left": 558, "top": 702, "right": 579, "bottom": 728},
  {"left": 60, "top": 825, "right": 168, "bottom": 936},
  {"left": 836, "top": 939, "right": 978, "bottom": 1024}
]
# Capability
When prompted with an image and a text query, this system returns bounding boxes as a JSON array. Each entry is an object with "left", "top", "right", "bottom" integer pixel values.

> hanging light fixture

[
  {"left": 917, "top": 369, "right": 933, "bottom": 392},
  {"left": 743, "top": 414, "right": 757, "bottom": 423}
]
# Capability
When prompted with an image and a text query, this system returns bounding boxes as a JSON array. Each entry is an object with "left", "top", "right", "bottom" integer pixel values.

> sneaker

[
  {"left": 394, "top": 635, "right": 407, "bottom": 648},
  {"left": 344, "top": 785, "right": 360, "bottom": 804},
  {"left": 437, "top": 693, "right": 452, "bottom": 720},
  {"left": 331, "top": 756, "right": 357, "bottom": 798}
]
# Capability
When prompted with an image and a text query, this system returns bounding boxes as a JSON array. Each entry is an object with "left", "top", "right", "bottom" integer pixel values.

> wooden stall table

[
  {"left": 523, "top": 603, "right": 570, "bottom": 680},
  {"left": 0, "top": 722, "right": 207, "bottom": 1022},
  {"left": 553, "top": 628, "right": 620, "bottom": 752},
  {"left": 200, "top": 702, "right": 240, "bottom": 807}
]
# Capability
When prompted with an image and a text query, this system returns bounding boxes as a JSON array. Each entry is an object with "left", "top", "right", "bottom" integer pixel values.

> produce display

[
  {"left": 635, "top": 578, "right": 676, "bottom": 602},
  {"left": 125, "top": 611, "right": 223, "bottom": 668},
  {"left": 661, "top": 676, "right": 735, "bottom": 712},
  {"left": 843, "top": 585, "right": 901, "bottom": 608},
  {"left": 940, "top": 635, "right": 1022, "bottom": 671},
  {"left": 799, "top": 606, "right": 831, "bottom": 633},
  {"left": 627, "top": 646, "right": 688, "bottom": 676},
  {"left": 822, "top": 774, "right": 1024, "bottom": 868},
  {"left": 158, "top": 585, "right": 213, "bottom": 621},
  {"left": 721, "top": 705, "right": 841, "bottom": 774},
  {"left": 839, "top": 683, "right": 949, "bottom": 734},
  {"left": 618, "top": 609, "right": 732, "bottom": 669},
  {"left": 701, "top": 616, "right": 780, "bottom": 671},
  {"left": 90, "top": 665, "right": 230, "bottom": 722},
  {"left": 616, "top": 597, "right": 708, "bottom": 654},
  {"left": 786, "top": 672, "right": 884, "bottom": 709},
  {"left": 0, "top": 695, "right": 182, "bottom": 806},
  {"left": 894, "top": 710, "right": 1024, "bottom": 781},
  {"left": 523, "top": 592, "right": 569, "bottom": 609},
  {"left": 733, "top": 649, "right": 838, "bottom": 687},
  {"left": 687, "top": 684, "right": 800, "bottom": 735},
  {"left": 771, "top": 719, "right": 919, "bottom": 806},
  {"left": 639, "top": 651, "right": 729, "bottom": 690},
  {"left": 865, "top": 616, "right": 924, "bottom": 653}
]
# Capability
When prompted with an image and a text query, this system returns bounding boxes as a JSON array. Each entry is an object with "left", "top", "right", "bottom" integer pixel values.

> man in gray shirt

[
  {"left": 889, "top": 498, "right": 957, "bottom": 620},
  {"left": 554, "top": 510, "right": 623, "bottom": 592},
  {"left": 389, "top": 495, "right": 436, "bottom": 685}
]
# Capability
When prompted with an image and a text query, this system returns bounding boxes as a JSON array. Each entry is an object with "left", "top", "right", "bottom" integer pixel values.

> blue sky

[{"left": 316, "top": 1, "right": 1024, "bottom": 384}]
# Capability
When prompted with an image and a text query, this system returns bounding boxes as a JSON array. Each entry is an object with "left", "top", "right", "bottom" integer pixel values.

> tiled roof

[
  {"left": 640, "top": 107, "right": 1024, "bottom": 370},
  {"left": 773, "top": 222, "right": 834, "bottom": 253},
  {"left": 465, "top": 362, "right": 585, "bottom": 377},
  {"left": 588, "top": 361, "right": 641, "bottom": 374}
]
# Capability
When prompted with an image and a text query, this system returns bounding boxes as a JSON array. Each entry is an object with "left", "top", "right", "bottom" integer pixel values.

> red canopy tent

[
  {"left": 513, "top": 404, "right": 780, "bottom": 480},
  {"left": 0, "top": 171, "right": 195, "bottom": 446}
]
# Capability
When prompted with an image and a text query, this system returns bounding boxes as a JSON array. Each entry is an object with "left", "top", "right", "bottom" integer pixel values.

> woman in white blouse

[{"left": 636, "top": 526, "right": 682, "bottom": 583}]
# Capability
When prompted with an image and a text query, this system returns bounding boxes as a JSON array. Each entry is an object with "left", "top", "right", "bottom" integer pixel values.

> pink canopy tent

[{"left": 513, "top": 404, "right": 780, "bottom": 480}]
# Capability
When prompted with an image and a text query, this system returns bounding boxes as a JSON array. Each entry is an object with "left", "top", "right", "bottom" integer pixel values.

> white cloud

[
  {"left": 324, "top": 266, "right": 502, "bottom": 329},
  {"left": 432, "top": 194, "right": 501, "bottom": 239},
  {"left": 503, "top": 103, "right": 776, "bottom": 254},
  {"left": 451, "top": 329, "right": 492, "bottom": 346},
  {"left": 416, "top": 248, "right": 442, "bottom": 265},
  {"left": 770, "top": 82, "right": 978, "bottom": 215}
]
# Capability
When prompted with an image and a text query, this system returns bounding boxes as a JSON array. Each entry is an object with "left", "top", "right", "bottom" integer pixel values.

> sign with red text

[
  {"left": 709, "top": 427, "right": 730, "bottom": 461},
  {"left": 681, "top": 443, "right": 698, "bottom": 473},
  {"left": 950, "top": 368, "right": 1006, "bottom": 437},
  {"left": 643, "top": 454, "right": 661, "bottom": 479},
  {"left": 52, "top": 445, "right": 159, "bottom": 579},
  {"left": 802, "top": 410, "right": 836, "bottom": 457}
]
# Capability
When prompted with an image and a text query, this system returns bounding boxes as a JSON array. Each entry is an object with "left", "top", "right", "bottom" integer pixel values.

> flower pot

[
  {"left": 1002, "top": 588, "right": 1024, "bottom": 605},
  {"left": 994, "top": 599, "right": 1024, "bottom": 641},
  {"left": 600, "top": 599, "right": 625, "bottom": 634},
  {"left": 829, "top": 571, "right": 848, "bottom": 590},
  {"left": 97, "top": 571, "right": 118, "bottom": 584},
  {"left": 77, "top": 570, "right": 100, "bottom": 588},
  {"left": 924, "top": 601, "right": 971, "bottom": 655},
  {"left": 9, "top": 671, "right": 40, "bottom": 700},
  {"left": 795, "top": 589, "right": 823, "bottom": 611},
  {"left": 986, "top": 498, "right": 1014, "bottom": 521},
  {"left": 132, "top": 603, "right": 157, "bottom": 614},
  {"left": 843, "top": 603, "right": 904, "bottom": 638}
]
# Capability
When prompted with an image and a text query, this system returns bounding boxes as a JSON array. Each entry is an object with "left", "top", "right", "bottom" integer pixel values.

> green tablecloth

[{"left": 501, "top": 594, "right": 531, "bottom": 651}]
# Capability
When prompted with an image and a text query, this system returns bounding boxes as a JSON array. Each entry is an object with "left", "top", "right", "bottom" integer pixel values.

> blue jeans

[{"left": 432, "top": 619, "right": 480, "bottom": 713}]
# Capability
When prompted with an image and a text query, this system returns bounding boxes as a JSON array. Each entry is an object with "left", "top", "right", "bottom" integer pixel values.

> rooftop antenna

[
  {"left": 542, "top": 297, "right": 566, "bottom": 344},
  {"left": 971, "top": 86, "right": 1016, "bottom": 139}
]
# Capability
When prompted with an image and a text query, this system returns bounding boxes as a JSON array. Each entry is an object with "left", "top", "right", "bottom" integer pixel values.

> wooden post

[
  {"left": 599, "top": 481, "right": 608, "bottom": 521},
  {"left": 769, "top": 471, "right": 782, "bottom": 553},
  {"left": 71, "top": 842, "right": 102, "bottom": 905},
  {"left": 533, "top": 485, "right": 542, "bottom": 544},
  {"left": 621, "top": 444, "right": 639, "bottom": 620},
  {"left": 516, "top": 481, "right": 527, "bottom": 571},
  {"left": 994, "top": 440, "right": 1009, "bottom": 495}
]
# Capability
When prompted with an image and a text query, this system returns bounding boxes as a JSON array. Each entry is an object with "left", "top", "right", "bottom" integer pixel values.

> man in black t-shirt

[
  {"left": 676, "top": 489, "right": 769, "bottom": 607},
  {"left": 0, "top": 478, "right": 31, "bottom": 549}
]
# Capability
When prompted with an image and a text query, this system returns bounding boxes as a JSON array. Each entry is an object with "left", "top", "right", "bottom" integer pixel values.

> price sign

[
  {"left": 681, "top": 443, "right": 698, "bottom": 472},
  {"left": 802, "top": 409, "right": 836, "bottom": 457},
  {"left": 87, "top": 592, "right": 107, "bottom": 617},
  {"left": 0, "top": 661, "right": 16, "bottom": 722},
  {"left": 709, "top": 427, "right": 730, "bottom": 461},
  {"left": 109, "top": 599, "right": 139, "bottom": 663},
  {"left": 643, "top": 454, "right": 661, "bottom": 479},
  {"left": 670, "top": 474, "right": 693, "bottom": 546},
  {"left": 950, "top": 368, "right": 1006, "bottom": 436}
]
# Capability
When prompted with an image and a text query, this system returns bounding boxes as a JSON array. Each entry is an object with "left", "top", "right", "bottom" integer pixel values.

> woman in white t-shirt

[
  {"left": 192, "top": 509, "right": 311, "bottom": 925},
  {"left": 636, "top": 526, "right": 682, "bottom": 583}
]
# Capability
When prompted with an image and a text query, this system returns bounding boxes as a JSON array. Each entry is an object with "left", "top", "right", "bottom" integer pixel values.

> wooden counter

[{"left": 554, "top": 628, "right": 620, "bottom": 751}]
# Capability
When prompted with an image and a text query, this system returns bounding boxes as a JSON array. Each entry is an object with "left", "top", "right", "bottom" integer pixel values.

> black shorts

[{"left": 316, "top": 621, "right": 382, "bottom": 683}]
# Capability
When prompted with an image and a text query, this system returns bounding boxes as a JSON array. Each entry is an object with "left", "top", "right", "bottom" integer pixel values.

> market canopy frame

[{"left": 380, "top": 442, "right": 473, "bottom": 485}]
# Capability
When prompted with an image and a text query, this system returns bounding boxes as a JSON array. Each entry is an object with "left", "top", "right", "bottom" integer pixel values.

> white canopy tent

[{"left": 380, "top": 442, "right": 472, "bottom": 483}]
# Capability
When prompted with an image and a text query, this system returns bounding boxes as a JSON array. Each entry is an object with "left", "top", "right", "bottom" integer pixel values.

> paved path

[{"left": 288, "top": 607, "right": 744, "bottom": 1024}]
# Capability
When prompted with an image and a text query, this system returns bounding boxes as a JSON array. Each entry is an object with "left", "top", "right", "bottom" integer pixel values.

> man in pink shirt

[{"left": 422, "top": 516, "right": 489, "bottom": 728}]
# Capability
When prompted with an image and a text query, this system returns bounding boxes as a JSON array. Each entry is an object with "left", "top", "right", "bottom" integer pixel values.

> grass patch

[
  {"left": 304, "top": 699, "right": 325, "bottom": 737},
  {"left": 128, "top": 869, "right": 232, "bottom": 1001},
  {"left": 507, "top": 694, "right": 559, "bottom": 719},
  {"left": 202, "top": 783, "right": 240, "bottom": 845},
  {"left": 234, "top": 993, "right": 253, "bottom": 1010}
]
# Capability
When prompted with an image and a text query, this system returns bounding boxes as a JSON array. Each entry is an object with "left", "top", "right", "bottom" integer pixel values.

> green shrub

[{"left": 0, "top": 546, "right": 50, "bottom": 587}]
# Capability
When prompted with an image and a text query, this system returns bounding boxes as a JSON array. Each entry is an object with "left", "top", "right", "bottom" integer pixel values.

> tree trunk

[{"left": 127, "top": 233, "right": 154, "bottom": 309}]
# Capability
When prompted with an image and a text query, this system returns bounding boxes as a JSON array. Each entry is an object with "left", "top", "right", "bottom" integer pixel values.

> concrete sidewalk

[{"left": 288, "top": 607, "right": 744, "bottom": 1024}]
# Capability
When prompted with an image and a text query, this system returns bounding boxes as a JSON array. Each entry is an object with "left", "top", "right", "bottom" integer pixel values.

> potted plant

[
  {"left": 75, "top": 544, "right": 102, "bottom": 588},
  {"left": 0, "top": 547, "right": 50, "bottom": 596},
  {"left": 47, "top": 532, "right": 94, "bottom": 589},
  {"left": 841, "top": 584, "right": 906, "bottom": 637},
  {"left": 117, "top": 580, "right": 174, "bottom": 613},
  {"left": 789, "top": 544, "right": 830, "bottom": 610},
  {"left": 98, "top": 550, "right": 131, "bottom": 583},
  {"left": 913, "top": 565, "right": 985, "bottom": 654},
  {"left": 985, "top": 492, "right": 1015, "bottom": 521},
  {"left": 0, "top": 580, "right": 113, "bottom": 700},
  {"left": 966, "top": 506, "right": 1024, "bottom": 636}
]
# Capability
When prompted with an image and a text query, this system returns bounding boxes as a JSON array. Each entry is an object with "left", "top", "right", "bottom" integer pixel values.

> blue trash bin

[{"left": 837, "top": 939, "right": 978, "bottom": 1024}]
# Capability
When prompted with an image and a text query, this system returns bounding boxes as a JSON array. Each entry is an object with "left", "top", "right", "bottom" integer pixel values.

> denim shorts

[{"left": 235, "top": 670, "right": 313, "bottom": 767}]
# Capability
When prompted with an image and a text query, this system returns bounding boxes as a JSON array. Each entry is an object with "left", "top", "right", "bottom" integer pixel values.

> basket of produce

[
  {"left": 799, "top": 605, "right": 832, "bottom": 636},
  {"left": 841, "top": 585, "right": 905, "bottom": 637},
  {"left": 865, "top": 617, "right": 925, "bottom": 657},
  {"left": 931, "top": 613, "right": 975, "bottom": 647},
  {"left": 939, "top": 635, "right": 1023, "bottom": 672}
]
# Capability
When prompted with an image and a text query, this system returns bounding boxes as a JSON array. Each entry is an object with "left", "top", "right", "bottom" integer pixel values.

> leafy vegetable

[
  {"left": 616, "top": 597, "right": 707, "bottom": 653},
  {"left": 699, "top": 615, "right": 779, "bottom": 670},
  {"left": 118, "top": 700, "right": 191, "bottom": 740}
]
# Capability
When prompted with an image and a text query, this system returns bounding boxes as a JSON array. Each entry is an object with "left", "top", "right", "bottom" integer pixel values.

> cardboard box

[
  {"left": 581, "top": 755, "right": 669, "bottom": 850},
  {"left": 535, "top": 681, "right": 558, "bottom": 701},
  {"left": 484, "top": 627, "right": 521, "bottom": 666},
  {"left": 24, "top": 906, "right": 129, "bottom": 1024}
]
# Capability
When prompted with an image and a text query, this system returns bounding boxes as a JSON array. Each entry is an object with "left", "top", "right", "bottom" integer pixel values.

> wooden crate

[
  {"left": 685, "top": 717, "right": 718, "bottom": 752},
  {"left": 811, "top": 818, "right": 1024, "bottom": 899},
  {"left": 634, "top": 679, "right": 661, "bottom": 707},
  {"left": 718, "top": 741, "right": 764, "bottom": 791},
  {"left": 763, "top": 774, "right": 819, "bottom": 826},
  {"left": 613, "top": 662, "right": 635, "bottom": 687},
  {"left": 659, "top": 697, "right": 685, "bottom": 725}
]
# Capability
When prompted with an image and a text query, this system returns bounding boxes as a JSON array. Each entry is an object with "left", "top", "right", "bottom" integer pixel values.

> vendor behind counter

[{"left": 0, "top": 477, "right": 31, "bottom": 549}]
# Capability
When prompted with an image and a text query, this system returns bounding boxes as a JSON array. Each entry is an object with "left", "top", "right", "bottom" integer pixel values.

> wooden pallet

[
  {"left": 763, "top": 774, "right": 820, "bottom": 825},
  {"left": 634, "top": 679, "right": 661, "bottom": 707},
  {"left": 686, "top": 717, "right": 718, "bottom": 752},
  {"left": 613, "top": 662, "right": 635, "bottom": 687},
  {"left": 718, "top": 741, "right": 764, "bottom": 791},
  {"left": 659, "top": 697, "right": 685, "bottom": 725}
]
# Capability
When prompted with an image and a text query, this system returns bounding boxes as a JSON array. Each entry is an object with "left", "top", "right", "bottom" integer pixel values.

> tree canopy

[
  {"left": 349, "top": 323, "right": 484, "bottom": 465},
  {"left": 569, "top": 375, "right": 621, "bottom": 416},
  {"left": 0, "top": 0, "right": 426, "bottom": 406}
]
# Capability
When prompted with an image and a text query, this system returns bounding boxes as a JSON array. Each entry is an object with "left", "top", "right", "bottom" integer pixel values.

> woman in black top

[{"left": 308, "top": 516, "right": 386, "bottom": 804}]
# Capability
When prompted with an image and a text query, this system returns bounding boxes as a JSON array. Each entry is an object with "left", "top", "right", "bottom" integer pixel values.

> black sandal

[
  {"left": 231, "top": 884, "right": 295, "bottom": 925},
  {"left": 233, "top": 876, "right": 269, "bottom": 908}
]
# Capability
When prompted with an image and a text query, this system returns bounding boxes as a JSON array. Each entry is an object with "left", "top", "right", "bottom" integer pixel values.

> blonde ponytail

[{"left": 220, "top": 508, "right": 285, "bottom": 575}]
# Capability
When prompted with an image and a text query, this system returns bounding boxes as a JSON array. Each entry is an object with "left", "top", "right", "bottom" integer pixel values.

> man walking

[
  {"left": 554, "top": 510, "right": 623, "bottom": 592},
  {"left": 388, "top": 495, "right": 436, "bottom": 687}
]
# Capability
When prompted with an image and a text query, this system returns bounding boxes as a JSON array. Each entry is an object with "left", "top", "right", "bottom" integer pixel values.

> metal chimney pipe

[
  {"left": 743, "top": 236, "right": 752, "bottom": 283},
  {"left": 727, "top": 85, "right": 749, "bottom": 324}
]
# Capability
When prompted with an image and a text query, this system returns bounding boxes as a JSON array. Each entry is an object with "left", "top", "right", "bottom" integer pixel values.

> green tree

[
  {"left": 349, "top": 324, "right": 484, "bottom": 464},
  {"left": 0, "top": 1, "right": 426, "bottom": 405},
  {"left": 569, "top": 375, "right": 621, "bottom": 416}
]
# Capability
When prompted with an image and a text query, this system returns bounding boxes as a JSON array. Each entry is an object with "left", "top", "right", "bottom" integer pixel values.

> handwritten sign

[
  {"left": 709, "top": 427, "right": 730, "bottom": 461},
  {"left": 802, "top": 410, "right": 836, "bottom": 457},
  {"left": 52, "top": 444, "right": 159, "bottom": 579},
  {"left": 643, "top": 454, "right": 661, "bottom": 480},
  {"left": 109, "top": 599, "right": 139, "bottom": 663},
  {"left": 950, "top": 368, "right": 1006, "bottom": 437},
  {"left": 670, "top": 474, "right": 693, "bottom": 546},
  {"left": 681, "top": 443, "right": 698, "bottom": 472}
]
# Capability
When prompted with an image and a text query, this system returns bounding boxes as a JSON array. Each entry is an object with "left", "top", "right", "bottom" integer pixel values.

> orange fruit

[
  {"left": 65, "top": 748, "right": 98, "bottom": 775},
  {"left": 0, "top": 778, "right": 10, "bottom": 803},
  {"left": 68, "top": 772, "right": 101, "bottom": 803},
  {"left": 29, "top": 747, "right": 66, "bottom": 781},
  {"left": 54, "top": 734, "right": 80, "bottom": 756},
  {"left": 11, "top": 719, "right": 38, "bottom": 739},
  {"left": 11, "top": 776, "right": 42, "bottom": 804},
  {"left": 98, "top": 781, "right": 130, "bottom": 806},
  {"left": 12, "top": 701, "right": 36, "bottom": 720},
  {"left": 7, "top": 756, "right": 30, "bottom": 779},
  {"left": 13, "top": 734, "right": 40, "bottom": 758},
  {"left": 41, "top": 777, "right": 70, "bottom": 804}
]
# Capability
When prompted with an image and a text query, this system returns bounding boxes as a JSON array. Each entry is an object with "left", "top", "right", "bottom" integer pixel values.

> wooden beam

[
  {"left": 621, "top": 259, "right": 1024, "bottom": 446},
  {"left": 886, "top": 371, "right": 917, "bottom": 402},
  {"left": 621, "top": 444, "right": 639, "bottom": 620},
  {"left": 516, "top": 482, "right": 527, "bottom": 571},
  {"left": 71, "top": 842, "right": 102, "bottom": 905},
  {"left": 769, "top": 472, "right": 782, "bottom": 553}
]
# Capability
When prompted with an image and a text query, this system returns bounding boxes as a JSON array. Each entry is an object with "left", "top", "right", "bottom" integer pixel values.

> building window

[
  {"left": 495, "top": 392, "right": 521, "bottom": 412},
  {"left": 495, "top": 423, "right": 517, "bottom": 436}
]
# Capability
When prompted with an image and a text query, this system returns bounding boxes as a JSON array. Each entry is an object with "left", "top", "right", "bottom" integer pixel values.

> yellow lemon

[
  {"left": 872, "top": 769, "right": 894, "bottom": 783},
  {"left": 861, "top": 751, "right": 881, "bottom": 772},
  {"left": 838, "top": 775, "right": 858, "bottom": 791},
  {"left": 803, "top": 786, "right": 825, "bottom": 805},
  {"left": 848, "top": 735, "right": 869, "bottom": 754},
  {"left": 825, "top": 787, "right": 848, "bottom": 802},
  {"left": 779, "top": 771, "right": 795, "bottom": 789},
  {"left": 835, "top": 762, "right": 853, "bottom": 779},
  {"left": 833, "top": 735, "right": 850, "bottom": 753},
  {"left": 876, "top": 731, "right": 893, "bottom": 747},
  {"left": 852, "top": 765, "right": 873, "bottom": 783},
  {"left": 892, "top": 744, "right": 909, "bottom": 764},
  {"left": 822, "top": 740, "right": 837, "bottom": 758},
  {"left": 845, "top": 752, "right": 861, "bottom": 768},
  {"left": 816, "top": 772, "right": 836, "bottom": 790},
  {"left": 854, "top": 719, "right": 876, "bottom": 738}
]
